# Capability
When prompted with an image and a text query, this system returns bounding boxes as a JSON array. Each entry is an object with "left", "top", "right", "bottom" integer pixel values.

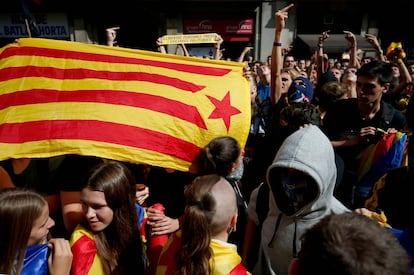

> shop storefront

[{"left": 182, "top": 15, "right": 255, "bottom": 60}]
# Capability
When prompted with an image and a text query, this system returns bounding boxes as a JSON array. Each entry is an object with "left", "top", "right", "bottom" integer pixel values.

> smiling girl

[{"left": 70, "top": 161, "right": 147, "bottom": 275}]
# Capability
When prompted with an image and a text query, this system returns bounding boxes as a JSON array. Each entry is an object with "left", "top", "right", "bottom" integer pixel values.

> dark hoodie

[{"left": 253, "top": 125, "right": 349, "bottom": 275}]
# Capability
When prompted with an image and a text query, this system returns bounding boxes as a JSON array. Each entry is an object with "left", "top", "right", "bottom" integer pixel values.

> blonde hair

[{"left": 282, "top": 67, "right": 301, "bottom": 80}]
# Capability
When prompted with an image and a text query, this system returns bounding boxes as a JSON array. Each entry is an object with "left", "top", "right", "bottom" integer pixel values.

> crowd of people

[{"left": 1, "top": 3, "right": 414, "bottom": 275}]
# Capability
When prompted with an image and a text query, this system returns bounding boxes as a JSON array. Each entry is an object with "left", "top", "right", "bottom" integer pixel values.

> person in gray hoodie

[{"left": 253, "top": 125, "right": 349, "bottom": 275}]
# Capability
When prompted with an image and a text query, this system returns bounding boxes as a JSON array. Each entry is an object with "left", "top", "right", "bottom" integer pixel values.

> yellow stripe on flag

[{"left": 0, "top": 38, "right": 250, "bottom": 171}]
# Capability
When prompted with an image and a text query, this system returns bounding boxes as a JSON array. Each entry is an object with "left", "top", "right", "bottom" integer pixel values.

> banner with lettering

[
  {"left": 160, "top": 33, "right": 219, "bottom": 45},
  {"left": 0, "top": 38, "right": 250, "bottom": 171}
]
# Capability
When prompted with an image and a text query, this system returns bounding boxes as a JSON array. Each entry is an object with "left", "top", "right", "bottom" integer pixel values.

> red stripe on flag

[
  {"left": 0, "top": 120, "right": 201, "bottom": 162},
  {"left": 70, "top": 235, "right": 96, "bottom": 275},
  {"left": 0, "top": 46, "right": 232, "bottom": 76},
  {"left": 0, "top": 89, "right": 207, "bottom": 129},
  {"left": 230, "top": 264, "right": 248, "bottom": 274},
  {"left": 0, "top": 66, "right": 205, "bottom": 93}
]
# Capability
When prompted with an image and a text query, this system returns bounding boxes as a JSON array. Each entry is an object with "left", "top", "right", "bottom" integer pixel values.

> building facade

[{"left": 1, "top": 0, "right": 412, "bottom": 62}]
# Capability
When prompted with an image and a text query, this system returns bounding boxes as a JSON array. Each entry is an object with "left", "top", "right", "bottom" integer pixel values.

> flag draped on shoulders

[
  {"left": 156, "top": 230, "right": 250, "bottom": 275},
  {"left": 70, "top": 225, "right": 103, "bottom": 275},
  {"left": 0, "top": 38, "right": 250, "bottom": 171},
  {"left": 21, "top": 243, "right": 49, "bottom": 275},
  {"left": 70, "top": 205, "right": 147, "bottom": 275}
]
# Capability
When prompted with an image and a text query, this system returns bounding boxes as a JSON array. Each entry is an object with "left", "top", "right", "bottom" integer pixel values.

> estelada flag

[
  {"left": 0, "top": 38, "right": 250, "bottom": 171},
  {"left": 355, "top": 131, "right": 407, "bottom": 197}
]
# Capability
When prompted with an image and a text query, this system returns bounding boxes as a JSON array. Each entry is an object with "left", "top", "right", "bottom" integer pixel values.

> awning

[{"left": 297, "top": 34, "right": 374, "bottom": 54}]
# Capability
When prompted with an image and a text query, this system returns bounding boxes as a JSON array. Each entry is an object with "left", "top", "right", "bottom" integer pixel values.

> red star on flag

[
  {"left": 207, "top": 91, "right": 241, "bottom": 131},
  {"left": 0, "top": 38, "right": 251, "bottom": 172}
]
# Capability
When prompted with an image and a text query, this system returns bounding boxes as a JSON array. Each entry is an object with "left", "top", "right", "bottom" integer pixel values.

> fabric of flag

[
  {"left": 21, "top": 243, "right": 49, "bottom": 275},
  {"left": 0, "top": 38, "right": 250, "bottom": 172},
  {"left": 355, "top": 131, "right": 407, "bottom": 199},
  {"left": 70, "top": 204, "right": 148, "bottom": 275},
  {"left": 136, "top": 203, "right": 148, "bottom": 244},
  {"left": 156, "top": 230, "right": 250, "bottom": 275},
  {"left": 70, "top": 225, "right": 103, "bottom": 275}
]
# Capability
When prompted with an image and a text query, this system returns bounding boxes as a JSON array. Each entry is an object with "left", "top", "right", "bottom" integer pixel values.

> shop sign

[
  {"left": 0, "top": 13, "right": 69, "bottom": 38},
  {"left": 184, "top": 18, "right": 253, "bottom": 35}
]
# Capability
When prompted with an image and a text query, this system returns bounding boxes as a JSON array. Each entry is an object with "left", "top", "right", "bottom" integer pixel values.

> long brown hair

[
  {"left": 175, "top": 174, "right": 237, "bottom": 275},
  {"left": 82, "top": 160, "right": 145, "bottom": 274},
  {"left": 0, "top": 188, "right": 47, "bottom": 275}
]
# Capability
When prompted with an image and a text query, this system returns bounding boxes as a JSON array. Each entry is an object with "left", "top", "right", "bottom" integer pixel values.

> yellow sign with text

[{"left": 160, "top": 33, "right": 218, "bottom": 45}]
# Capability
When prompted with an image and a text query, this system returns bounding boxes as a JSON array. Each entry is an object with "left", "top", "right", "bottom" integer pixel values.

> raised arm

[
  {"left": 175, "top": 43, "right": 190, "bottom": 56},
  {"left": 270, "top": 3, "right": 294, "bottom": 105},
  {"left": 344, "top": 30, "right": 360, "bottom": 69},
  {"left": 213, "top": 34, "right": 224, "bottom": 60},
  {"left": 392, "top": 57, "right": 412, "bottom": 97},
  {"left": 365, "top": 33, "right": 385, "bottom": 61},
  {"left": 106, "top": 27, "right": 119, "bottom": 47},
  {"left": 237, "top": 46, "right": 253, "bottom": 63},
  {"left": 156, "top": 37, "right": 167, "bottom": 54},
  {"left": 317, "top": 30, "right": 330, "bottom": 76}
]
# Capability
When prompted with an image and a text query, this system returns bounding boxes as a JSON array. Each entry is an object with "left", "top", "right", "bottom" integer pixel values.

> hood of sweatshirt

[
  {"left": 256, "top": 125, "right": 349, "bottom": 275},
  {"left": 266, "top": 125, "right": 346, "bottom": 218}
]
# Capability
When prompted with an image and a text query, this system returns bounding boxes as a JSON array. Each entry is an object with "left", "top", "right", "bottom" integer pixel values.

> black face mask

[
  {"left": 281, "top": 170, "right": 309, "bottom": 212},
  {"left": 269, "top": 168, "right": 318, "bottom": 215}
]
